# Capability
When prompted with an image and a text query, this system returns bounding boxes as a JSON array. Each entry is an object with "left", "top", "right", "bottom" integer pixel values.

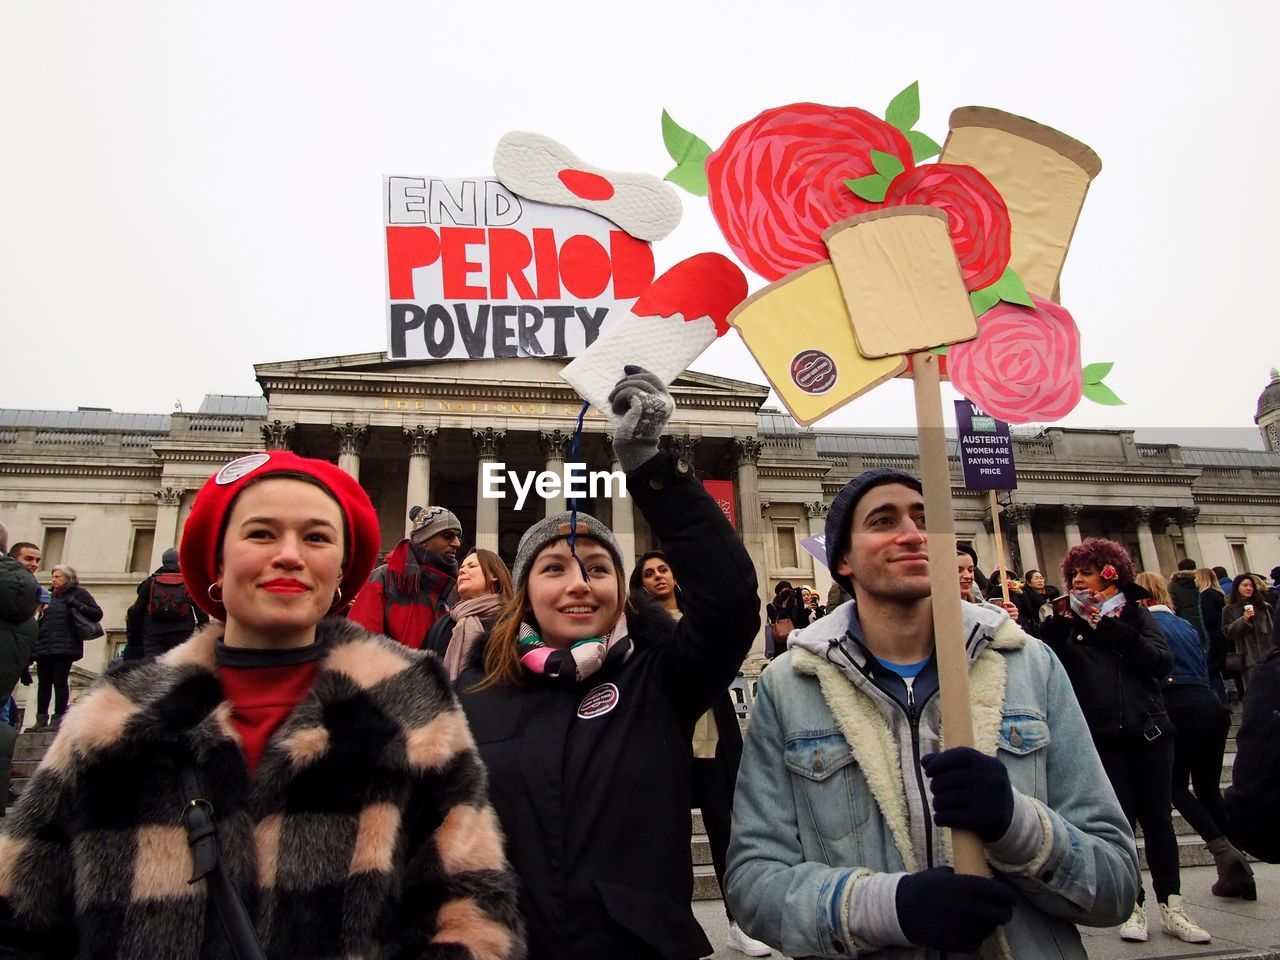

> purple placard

[{"left": 955, "top": 400, "right": 1017, "bottom": 490}]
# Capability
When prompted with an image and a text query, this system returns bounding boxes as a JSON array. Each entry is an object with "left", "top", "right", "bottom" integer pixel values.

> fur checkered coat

[{"left": 0, "top": 618, "right": 525, "bottom": 960}]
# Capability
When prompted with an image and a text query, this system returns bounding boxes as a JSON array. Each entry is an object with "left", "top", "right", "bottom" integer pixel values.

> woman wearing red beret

[{"left": 0, "top": 451, "right": 524, "bottom": 960}]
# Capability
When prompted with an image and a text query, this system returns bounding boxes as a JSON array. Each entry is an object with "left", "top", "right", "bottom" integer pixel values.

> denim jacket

[{"left": 725, "top": 601, "right": 1138, "bottom": 959}]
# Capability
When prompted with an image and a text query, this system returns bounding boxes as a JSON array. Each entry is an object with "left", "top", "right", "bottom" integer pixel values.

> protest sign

[
  {"left": 954, "top": 399, "right": 1017, "bottom": 490},
  {"left": 384, "top": 176, "right": 654, "bottom": 361}
]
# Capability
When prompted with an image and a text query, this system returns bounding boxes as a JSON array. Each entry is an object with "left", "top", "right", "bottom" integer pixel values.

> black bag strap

[{"left": 178, "top": 763, "right": 268, "bottom": 960}]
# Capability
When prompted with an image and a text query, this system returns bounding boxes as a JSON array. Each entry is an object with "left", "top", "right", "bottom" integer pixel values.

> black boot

[{"left": 1207, "top": 836, "right": 1257, "bottom": 900}]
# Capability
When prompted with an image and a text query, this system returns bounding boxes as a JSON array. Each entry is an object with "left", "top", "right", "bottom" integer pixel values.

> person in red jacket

[{"left": 348, "top": 504, "right": 462, "bottom": 649}]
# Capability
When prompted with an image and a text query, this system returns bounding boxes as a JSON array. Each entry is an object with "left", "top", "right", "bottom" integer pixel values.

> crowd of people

[{"left": 0, "top": 370, "right": 1277, "bottom": 959}]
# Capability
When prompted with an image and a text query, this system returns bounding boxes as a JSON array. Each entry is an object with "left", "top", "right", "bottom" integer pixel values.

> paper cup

[
  {"left": 941, "top": 107, "right": 1102, "bottom": 300},
  {"left": 728, "top": 262, "right": 905, "bottom": 426}
]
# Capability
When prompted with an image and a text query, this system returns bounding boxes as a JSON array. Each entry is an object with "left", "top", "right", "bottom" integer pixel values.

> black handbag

[
  {"left": 179, "top": 763, "right": 267, "bottom": 960},
  {"left": 69, "top": 604, "right": 104, "bottom": 642}
]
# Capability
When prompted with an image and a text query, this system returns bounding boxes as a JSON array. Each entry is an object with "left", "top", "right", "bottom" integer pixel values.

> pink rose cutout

[{"left": 948, "top": 295, "right": 1082, "bottom": 424}]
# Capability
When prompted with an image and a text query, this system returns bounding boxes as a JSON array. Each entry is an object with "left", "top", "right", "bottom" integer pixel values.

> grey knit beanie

[
  {"left": 409, "top": 505, "right": 463, "bottom": 544},
  {"left": 512, "top": 511, "right": 624, "bottom": 588}
]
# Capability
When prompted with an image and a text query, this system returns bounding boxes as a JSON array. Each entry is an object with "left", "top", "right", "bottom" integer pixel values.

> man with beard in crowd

[{"left": 349, "top": 504, "right": 462, "bottom": 649}]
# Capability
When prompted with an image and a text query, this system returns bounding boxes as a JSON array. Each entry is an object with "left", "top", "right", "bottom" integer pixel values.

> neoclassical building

[{"left": 4, "top": 352, "right": 1280, "bottom": 678}]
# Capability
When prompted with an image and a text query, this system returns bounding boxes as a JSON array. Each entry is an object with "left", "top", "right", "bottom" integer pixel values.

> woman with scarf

[
  {"left": 427, "top": 548, "right": 513, "bottom": 681},
  {"left": 1223, "top": 573, "right": 1275, "bottom": 689},
  {"left": 0, "top": 451, "right": 524, "bottom": 960},
  {"left": 1041, "top": 539, "right": 1210, "bottom": 945},
  {"left": 448, "top": 368, "right": 759, "bottom": 960}
]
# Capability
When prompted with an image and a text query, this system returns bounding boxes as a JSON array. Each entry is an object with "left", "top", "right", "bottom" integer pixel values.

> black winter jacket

[
  {"left": 123, "top": 562, "right": 208, "bottom": 659},
  {"left": 1168, "top": 571, "right": 1207, "bottom": 644},
  {"left": 0, "top": 554, "right": 39, "bottom": 700},
  {"left": 34, "top": 585, "right": 101, "bottom": 660},
  {"left": 1226, "top": 646, "right": 1280, "bottom": 861},
  {"left": 1041, "top": 583, "right": 1174, "bottom": 742},
  {"left": 452, "top": 452, "right": 758, "bottom": 960}
]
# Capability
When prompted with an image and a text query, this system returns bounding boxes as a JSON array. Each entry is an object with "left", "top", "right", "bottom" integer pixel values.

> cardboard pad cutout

[
  {"left": 495, "top": 131, "right": 683, "bottom": 242},
  {"left": 729, "top": 261, "right": 906, "bottom": 426},
  {"left": 561, "top": 253, "right": 747, "bottom": 417},
  {"left": 822, "top": 206, "right": 977, "bottom": 358},
  {"left": 940, "top": 107, "right": 1101, "bottom": 300}
]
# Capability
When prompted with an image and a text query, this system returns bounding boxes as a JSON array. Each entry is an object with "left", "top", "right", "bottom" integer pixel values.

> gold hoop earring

[{"left": 208, "top": 582, "right": 224, "bottom": 603}]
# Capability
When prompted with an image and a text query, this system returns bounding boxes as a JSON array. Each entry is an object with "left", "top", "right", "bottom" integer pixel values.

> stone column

[
  {"left": 539, "top": 429, "right": 572, "bottom": 516},
  {"left": 1177, "top": 506, "right": 1203, "bottom": 563},
  {"left": 472, "top": 428, "right": 506, "bottom": 552},
  {"left": 734, "top": 437, "right": 769, "bottom": 662},
  {"left": 1005, "top": 503, "right": 1039, "bottom": 575},
  {"left": 1062, "top": 503, "right": 1084, "bottom": 549},
  {"left": 805, "top": 500, "right": 833, "bottom": 601},
  {"left": 150, "top": 486, "right": 185, "bottom": 569},
  {"left": 1133, "top": 506, "right": 1161, "bottom": 574},
  {"left": 403, "top": 426, "right": 437, "bottom": 536},
  {"left": 333, "top": 422, "right": 368, "bottom": 480},
  {"left": 260, "top": 419, "right": 295, "bottom": 451},
  {"left": 604, "top": 434, "right": 636, "bottom": 565}
]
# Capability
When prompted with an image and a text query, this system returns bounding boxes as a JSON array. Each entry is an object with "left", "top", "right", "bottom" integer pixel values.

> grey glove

[{"left": 608, "top": 365, "right": 674, "bottom": 472}]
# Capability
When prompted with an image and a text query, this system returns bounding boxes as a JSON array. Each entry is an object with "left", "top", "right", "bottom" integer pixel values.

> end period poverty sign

[
  {"left": 384, "top": 176, "right": 654, "bottom": 361},
  {"left": 955, "top": 400, "right": 1017, "bottom": 490}
]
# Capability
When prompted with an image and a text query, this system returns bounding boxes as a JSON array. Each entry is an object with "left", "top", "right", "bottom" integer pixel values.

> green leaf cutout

[
  {"left": 844, "top": 174, "right": 890, "bottom": 203},
  {"left": 1082, "top": 380, "right": 1125, "bottom": 406},
  {"left": 931, "top": 344, "right": 949, "bottom": 356},
  {"left": 907, "top": 130, "right": 942, "bottom": 163},
  {"left": 870, "top": 149, "right": 905, "bottom": 182},
  {"left": 885, "top": 82, "right": 921, "bottom": 133},
  {"left": 993, "top": 267, "right": 1035, "bottom": 307},
  {"left": 1082, "top": 361, "right": 1114, "bottom": 384},
  {"left": 970, "top": 285, "right": 1001, "bottom": 317},
  {"left": 661, "top": 109, "right": 712, "bottom": 196}
]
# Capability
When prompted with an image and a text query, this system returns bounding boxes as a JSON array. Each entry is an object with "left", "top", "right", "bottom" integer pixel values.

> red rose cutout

[
  {"left": 884, "top": 163, "right": 1011, "bottom": 291},
  {"left": 1101, "top": 564, "right": 1118, "bottom": 582},
  {"left": 948, "top": 295, "right": 1083, "bottom": 424},
  {"left": 706, "top": 103, "right": 914, "bottom": 280}
]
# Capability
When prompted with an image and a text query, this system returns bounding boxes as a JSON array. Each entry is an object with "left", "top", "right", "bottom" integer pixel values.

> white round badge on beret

[
  {"left": 214, "top": 452, "right": 271, "bottom": 485},
  {"left": 577, "top": 683, "right": 620, "bottom": 720}
]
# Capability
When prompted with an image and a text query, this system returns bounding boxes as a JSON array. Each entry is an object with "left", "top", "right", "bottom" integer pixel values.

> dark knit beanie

[
  {"left": 180, "top": 451, "right": 381, "bottom": 621},
  {"left": 825, "top": 468, "right": 923, "bottom": 594}
]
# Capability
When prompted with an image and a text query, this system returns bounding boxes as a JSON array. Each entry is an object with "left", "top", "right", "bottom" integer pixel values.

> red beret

[{"left": 180, "top": 451, "right": 381, "bottom": 622}]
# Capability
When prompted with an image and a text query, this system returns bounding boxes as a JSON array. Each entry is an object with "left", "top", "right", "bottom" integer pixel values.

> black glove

[
  {"left": 896, "top": 867, "right": 1016, "bottom": 953},
  {"left": 607, "top": 365, "right": 674, "bottom": 472},
  {"left": 922, "top": 746, "right": 1014, "bottom": 843}
]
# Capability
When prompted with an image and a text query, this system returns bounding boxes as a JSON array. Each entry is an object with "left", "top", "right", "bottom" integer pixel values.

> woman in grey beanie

[{"left": 450, "top": 367, "right": 760, "bottom": 960}]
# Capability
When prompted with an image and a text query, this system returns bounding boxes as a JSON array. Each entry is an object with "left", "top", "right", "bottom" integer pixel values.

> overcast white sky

[{"left": 2, "top": 1, "right": 1276, "bottom": 446}]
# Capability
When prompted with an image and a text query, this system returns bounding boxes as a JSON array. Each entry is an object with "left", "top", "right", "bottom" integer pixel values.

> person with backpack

[{"left": 124, "top": 547, "right": 208, "bottom": 659}]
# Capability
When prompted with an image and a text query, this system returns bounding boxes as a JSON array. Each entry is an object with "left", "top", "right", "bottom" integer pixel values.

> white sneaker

[
  {"left": 726, "top": 921, "right": 772, "bottom": 957},
  {"left": 1119, "top": 902, "right": 1148, "bottom": 942},
  {"left": 1160, "top": 895, "right": 1211, "bottom": 943}
]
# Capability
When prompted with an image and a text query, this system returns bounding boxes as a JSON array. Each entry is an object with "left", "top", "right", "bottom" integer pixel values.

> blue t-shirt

[{"left": 875, "top": 656, "right": 931, "bottom": 679}]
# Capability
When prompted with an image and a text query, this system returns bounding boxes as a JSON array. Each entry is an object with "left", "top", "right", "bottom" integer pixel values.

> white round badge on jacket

[{"left": 577, "top": 683, "right": 620, "bottom": 719}]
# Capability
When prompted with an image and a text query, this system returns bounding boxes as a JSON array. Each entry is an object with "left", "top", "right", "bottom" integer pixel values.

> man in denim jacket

[{"left": 726, "top": 470, "right": 1138, "bottom": 958}]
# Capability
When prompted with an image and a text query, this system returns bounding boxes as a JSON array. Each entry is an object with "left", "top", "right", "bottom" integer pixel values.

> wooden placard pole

[
  {"left": 989, "top": 490, "right": 1012, "bottom": 605},
  {"left": 910, "top": 351, "right": 986, "bottom": 877}
]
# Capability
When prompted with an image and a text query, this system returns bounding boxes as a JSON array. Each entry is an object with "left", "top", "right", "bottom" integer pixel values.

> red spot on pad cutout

[
  {"left": 632, "top": 253, "right": 748, "bottom": 337},
  {"left": 557, "top": 169, "right": 615, "bottom": 201}
]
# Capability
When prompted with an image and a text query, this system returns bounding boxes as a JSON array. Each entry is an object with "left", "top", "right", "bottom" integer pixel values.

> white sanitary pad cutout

[
  {"left": 494, "top": 131, "right": 682, "bottom": 242},
  {"left": 561, "top": 314, "right": 717, "bottom": 418}
]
